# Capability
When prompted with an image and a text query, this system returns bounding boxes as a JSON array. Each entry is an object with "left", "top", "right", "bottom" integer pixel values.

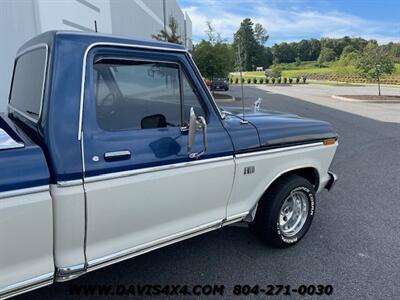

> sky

[{"left": 177, "top": 0, "right": 400, "bottom": 45}]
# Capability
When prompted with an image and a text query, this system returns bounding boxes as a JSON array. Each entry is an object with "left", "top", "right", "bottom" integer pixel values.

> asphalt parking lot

[
  {"left": 254, "top": 83, "right": 400, "bottom": 123},
  {"left": 18, "top": 85, "right": 400, "bottom": 299}
]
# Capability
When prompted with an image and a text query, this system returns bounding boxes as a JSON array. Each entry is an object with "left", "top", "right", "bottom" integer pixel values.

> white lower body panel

[
  {"left": 0, "top": 186, "right": 54, "bottom": 298},
  {"left": 228, "top": 143, "right": 338, "bottom": 216},
  {"left": 84, "top": 157, "right": 235, "bottom": 265}
]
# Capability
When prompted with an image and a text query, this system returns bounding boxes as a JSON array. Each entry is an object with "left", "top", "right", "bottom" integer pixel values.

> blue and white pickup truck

[{"left": 0, "top": 31, "right": 338, "bottom": 298}]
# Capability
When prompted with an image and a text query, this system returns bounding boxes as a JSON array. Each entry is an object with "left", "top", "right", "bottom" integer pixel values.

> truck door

[{"left": 81, "top": 47, "right": 234, "bottom": 268}]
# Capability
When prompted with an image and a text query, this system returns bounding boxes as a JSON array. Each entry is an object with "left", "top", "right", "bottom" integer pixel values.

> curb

[{"left": 331, "top": 95, "right": 400, "bottom": 103}]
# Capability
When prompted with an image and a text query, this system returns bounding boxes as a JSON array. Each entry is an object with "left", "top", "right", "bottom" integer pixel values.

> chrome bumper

[{"left": 325, "top": 171, "right": 338, "bottom": 191}]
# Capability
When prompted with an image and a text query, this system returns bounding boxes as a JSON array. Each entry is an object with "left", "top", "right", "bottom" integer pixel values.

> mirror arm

[
  {"left": 189, "top": 116, "right": 207, "bottom": 159},
  {"left": 199, "top": 116, "right": 207, "bottom": 153}
]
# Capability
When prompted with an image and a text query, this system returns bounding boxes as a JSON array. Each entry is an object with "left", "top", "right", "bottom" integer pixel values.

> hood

[{"left": 221, "top": 107, "right": 337, "bottom": 147}]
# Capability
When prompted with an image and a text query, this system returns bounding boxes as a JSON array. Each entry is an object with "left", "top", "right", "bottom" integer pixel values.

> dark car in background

[{"left": 211, "top": 78, "right": 229, "bottom": 91}]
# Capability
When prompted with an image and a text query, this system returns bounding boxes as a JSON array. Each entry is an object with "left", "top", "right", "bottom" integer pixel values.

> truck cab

[{"left": 0, "top": 31, "right": 338, "bottom": 298}]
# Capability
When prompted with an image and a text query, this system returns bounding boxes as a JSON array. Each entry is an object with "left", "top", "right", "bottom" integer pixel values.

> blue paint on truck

[
  {"left": 0, "top": 114, "right": 49, "bottom": 192},
  {"left": 1, "top": 31, "right": 337, "bottom": 192}
]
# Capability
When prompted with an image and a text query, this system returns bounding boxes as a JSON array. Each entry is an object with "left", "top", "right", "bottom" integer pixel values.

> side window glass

[
  {"left": 9, "top": 47, "right": 47, "bottom": 121},
  {"left": 94, "top": 69, "right": 113, "bottom": 106},
  {"left": 182, "top": 72, "right": 205, "bottom": 123},
  {"left": 94, "top": 60, "right": 181, "bottom": 131}
]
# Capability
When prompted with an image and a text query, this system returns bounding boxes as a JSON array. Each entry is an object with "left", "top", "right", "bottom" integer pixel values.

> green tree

[
  {"left": 271, "top": 64, "right": 283, "bottom": 77},
  {"left": 192, "top": 21, "right": 234, "bottom": 82},
  {"left": 349, "top": 37, "right": 369, "bottom": 52},
  {"left": 296, "top": 39, "right": 312, "bottom": 61},
  {"left": 255, "top": 47, "right": 273, "bottom": 69},
  {"left": 205, "top": 21, "right": 223, "bottom": 45},
  {"left": 308, "top": 39, "right": 321, "bottom": 61},
  {"left": 382, "top": 42, "right": 400, "bottom": 63},
  {"left": 320, "top": 37, "right": 347, "bottom": 57},
  {"left": 254, "top": 23, "right": 269, "bottom": 45},
  {"left": 152, "top": 16, "right": 182, "bottom": 44},
  {"left": 317, "top": 48, "right": 336, "bottom": 65},
  {"left": 272, "top": 42, "right": 297, "bottom": 63},
  {"left": 233, "top": 18, "right": 259, "bottom": 71},
  {"left": 192, "top": 41, "right": 234, "bottom": 81},
  {"left": 333, "top": 51, "right": 361, "bottom": 83},
  {"left": 338, "top": 51, "right": 361, "bottom": 67},
  {"left": 296, "top": 39, "right": 321, "bottom": 61},
  {"left": 356, "top": 46, "right": 395, "bottom": 95},
  {"left": 341, "top": 45, "right": 357, "bottom": 58}
]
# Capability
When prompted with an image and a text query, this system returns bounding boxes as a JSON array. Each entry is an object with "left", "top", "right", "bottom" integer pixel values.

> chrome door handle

[{"left": 104, "top": 150, "right": 131, "bottom": 161}]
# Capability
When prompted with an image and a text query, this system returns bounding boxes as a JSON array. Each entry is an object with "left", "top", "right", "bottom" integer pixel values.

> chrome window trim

[
  {"left": 0, "top": 272, "right": 53, "bottom": 299},
  {"left": 0, "top": 185, "right": 49, "bottom": 200},
  {"left": 94, "top": 56, "right": 181, "bottom": 66},
  {"left": 92, "top": 56, "right": 188, "bottom": 131},
  {"left": 84, "top": 155, "right": 233, "bottom": 184},
  {"left": 235, "top": 142, "right": 325, "bottom": 159},
  {"left": 8, "top": 43, "right": 49, "bottom": 124},
  {"left": 78, "top": 41, "right": 224, "bottom": 140},
  {"left": 78, "top": 42, "right": 187, "bottom": 141},
  {"left": 94, "top": 56, "right": 210, "bottom": 127}
]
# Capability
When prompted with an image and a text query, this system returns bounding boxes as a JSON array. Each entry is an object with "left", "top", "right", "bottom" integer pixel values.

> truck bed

[{"left": 0, "top": 113, "right": 49, "bottom": 192}]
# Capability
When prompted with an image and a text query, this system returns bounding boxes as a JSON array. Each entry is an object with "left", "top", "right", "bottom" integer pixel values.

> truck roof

[{"left": 18, "top": 30, "right": 187, "bottom": 55}]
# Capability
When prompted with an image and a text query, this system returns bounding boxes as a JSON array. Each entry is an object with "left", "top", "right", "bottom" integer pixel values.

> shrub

[
  {"left": 230, "top": 78, "right": 233, "bottom": 84},
  {"left": 277, "top": 77, "right": 282, "bottom": 84},
  {"left": 259, "top": 78, "right": 264, "bottom": 84},
  {"left": 235, "top": 77, "right": 239, "bottom": 84},
  {"left": 247, "top": 78, "right": 251, "bottom": 84},
  {"left": 283, "top": 77, "right": 287, "bottom": 84},
  {"left": 265, "top": 77, "right": 269, "bottom": 84},
  {"left": 302, "top": 77, "right": 307, "bottom": 84},
  {"left": 271, "top": 77, "right": 276, "bottom": 84},
  {"left": 241, "top": 78, "right": 245, "bottom": 83},
  {"left": 296, "top": 77, "right": 300, "bottom": 84},
  {"left": 272, "top": 64, "right": 283, "bottom": 77},
  {"left": 289, "top": 78, "right": 293, "bottom": 84},
  {"left": 253, "top": 78, "right": 257, "bottom": 84}
]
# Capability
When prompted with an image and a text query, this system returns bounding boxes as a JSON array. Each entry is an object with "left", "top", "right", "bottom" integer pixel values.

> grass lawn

[
  {"left": 281, "top": 67, "right": 336, "bottom": 77},
  {"left": 229, "top": 62, "right": 400, "bottom": 84},
  {"left": 230, "top": 69, "right": 335, "bottom": 80},
  {"left": 240, "top": 71, "right": 266, "bottom": 78},
  {"left": 395, "top": 64, "right": 400, "bottom": 74}
]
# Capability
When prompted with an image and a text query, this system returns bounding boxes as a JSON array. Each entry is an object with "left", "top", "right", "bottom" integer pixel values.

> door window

[{"left": 93, "top": 59, "right": 204, "bottom": 132}]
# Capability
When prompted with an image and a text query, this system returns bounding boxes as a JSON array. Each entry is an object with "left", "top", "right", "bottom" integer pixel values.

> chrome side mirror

[{"left": 187, "top": 107, "right": 207, "bottom": 159}]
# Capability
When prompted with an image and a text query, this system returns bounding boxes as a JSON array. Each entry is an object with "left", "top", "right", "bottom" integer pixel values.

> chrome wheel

[{"left": 279, "top": 190, "right": 309, "bottom": 238}]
